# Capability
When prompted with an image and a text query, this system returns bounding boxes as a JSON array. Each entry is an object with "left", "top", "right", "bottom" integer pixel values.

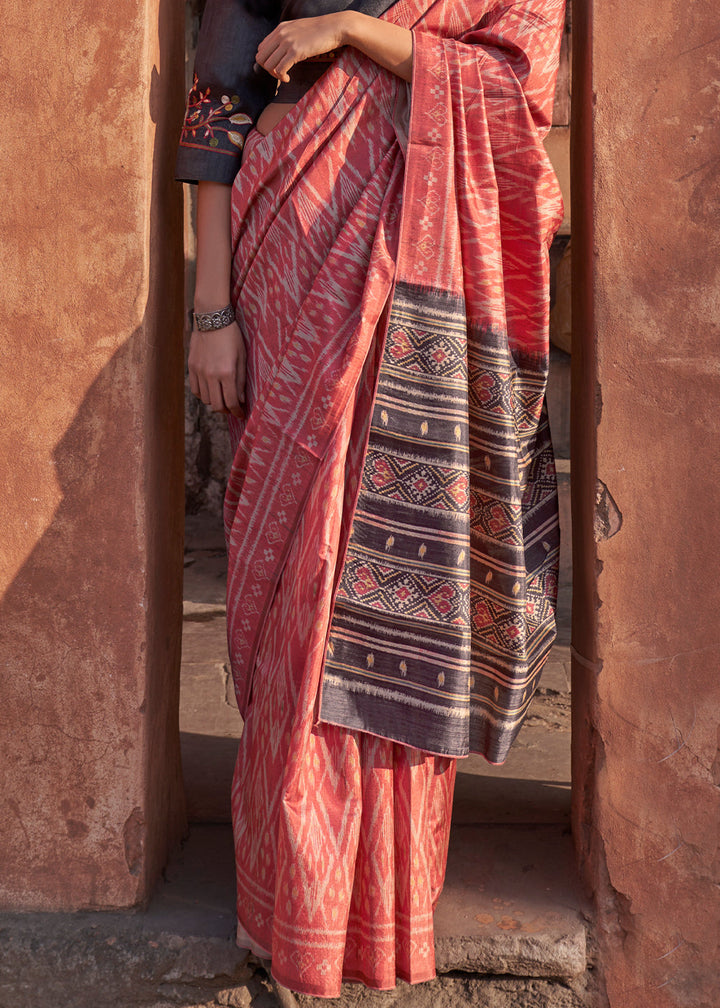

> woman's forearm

[
  {"left": 256, "top": 14, "right": 413, "bottom": 86},
  {"left": 188, "top": 180, "right": 246, "bottom": 417},
  {"left": 195, "top": 180, "right": 233, "bottom": 312},
  {"left": 340, "top": 12, "right": 413, "bottom": 83}
]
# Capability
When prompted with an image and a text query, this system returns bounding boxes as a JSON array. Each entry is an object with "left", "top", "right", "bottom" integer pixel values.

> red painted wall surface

[
  {"left": 0, "top": 0, "right": 187, "bottom": 908},
  {"left": 571, "top": 0, "right": 720, "bottom": 1004}
]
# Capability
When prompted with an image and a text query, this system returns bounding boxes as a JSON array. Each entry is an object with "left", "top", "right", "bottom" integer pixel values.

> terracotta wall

[
  {"left": 0, "top": 0, "right": 187, "bottom": 908},
  {"left": 571, "top": 0, "right": 720, "bottom": 1004}
]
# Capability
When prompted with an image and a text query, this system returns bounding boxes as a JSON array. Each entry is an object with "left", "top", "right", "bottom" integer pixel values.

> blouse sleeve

[{"left": 176, "top": 0, "right": 283, "bottom": 184}]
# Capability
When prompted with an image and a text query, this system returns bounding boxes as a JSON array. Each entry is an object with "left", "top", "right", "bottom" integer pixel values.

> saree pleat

[
  {"left": 224, "top": 0, "right": 564, "bottom": 994},
  {"left": 229, "top": 328, "right": 456, "bottom": 996},
  {"left": 228, "top": 84, "right": 456, "bottom": 997}
]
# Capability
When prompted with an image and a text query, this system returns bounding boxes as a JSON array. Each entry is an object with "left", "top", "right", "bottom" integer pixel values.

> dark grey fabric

[
  {"left": 176, "top": 0, "right": 398, "bottom": 184},
  {"left": 176, "top": 0, "right": 282, "bottom": 184}
]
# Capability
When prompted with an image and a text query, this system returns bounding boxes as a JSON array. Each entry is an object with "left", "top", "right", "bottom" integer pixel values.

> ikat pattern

[
  {"left": 222, "top": 0, "right": 565, "bottom": 994},
  {"left": 322, "top": 291, "right": 560, "bottom": 759}
]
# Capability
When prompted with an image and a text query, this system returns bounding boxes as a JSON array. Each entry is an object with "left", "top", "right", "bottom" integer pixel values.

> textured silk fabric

[
  {"left": 229, "top": 72, "right": 458, "bottom": 995},
  {"left": 223, "top": 0, "right": 564, "bottom": 993},
  {"left": 226, "top": 0, "right": 565, "bottom": 761},
  {"left": 321, "top": 4, "right": 565, "bottom": 760},
  {"left": 228, "top": 195, "right": 456, "bottom": 987}
]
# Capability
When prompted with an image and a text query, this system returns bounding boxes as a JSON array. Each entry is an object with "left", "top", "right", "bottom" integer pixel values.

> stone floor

[
  {"left": 170, "top": 510, "right": 592, "bottom": 1008},
  {"left": 0, "top": 508, "right": 590, "bottom": 1008}
]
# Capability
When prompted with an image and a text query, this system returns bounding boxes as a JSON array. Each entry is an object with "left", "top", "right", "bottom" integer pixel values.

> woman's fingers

[
  {"left": 196, "top": 374, "right": 211, "bottom": 408},
  {"left": 256, "top": 16, "right": 344, "bottom": 80},
  {"left": 258, "top": 40, "right": 287, "bottom": 79},
  {"left": 232, "top": 343, "right": 247, "bottom": 418},
  {"left": 208, "top": 377, "right": 229, "bottom": 414},
  {"left": 188, "top": 324, "right": 246, "bottom": 415},
  {"left": 220, "top": 373, "right": 241, "bottom": 416}
]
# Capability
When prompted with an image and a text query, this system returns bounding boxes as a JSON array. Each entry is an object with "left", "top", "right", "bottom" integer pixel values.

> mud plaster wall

[
  {"left": 571, "top": 0, "right": 720, "bottom": 1004},
  {"left": 0, "top": 0, "right": 187, "bottom": 908}
]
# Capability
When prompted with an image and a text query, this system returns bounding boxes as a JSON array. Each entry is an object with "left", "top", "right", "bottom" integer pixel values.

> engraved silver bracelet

[{"left": 193, "top": 304, "right": 235, "bottom": 331}]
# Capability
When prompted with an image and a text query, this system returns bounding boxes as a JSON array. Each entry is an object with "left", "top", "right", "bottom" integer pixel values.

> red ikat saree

[{"left": 225, "top": 0, "right": 564, "bottom": 994}]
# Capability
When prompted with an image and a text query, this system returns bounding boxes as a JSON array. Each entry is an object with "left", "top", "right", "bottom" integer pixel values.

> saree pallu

[{"left": 225, "top": 0, "right": 564, "bottom": 995}]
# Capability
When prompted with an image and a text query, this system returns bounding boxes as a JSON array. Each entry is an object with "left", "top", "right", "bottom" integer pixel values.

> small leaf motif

[
  {"left": 229, "top": 112, "right": 252, "bottom": 125},
  {"left": 512, "top": 581, "right": 521, "bottom": 596},
  {"left": 485, "top": 570, "right": 493, "bottom": 583},
  {"left": 418, "top": 544, "right": 427, "bottom": 559},
  {"left": 421, "top": 420, "right": 429, "bottom": 436},
  {"left": 437, "top": 672, "right": 445, "bottom": 686},
  {"left": 400, "top": 660, "right": 407, "bottom": 676},
  {"left": 454, "top": 424, "right": 462, "bottom": 441},
  {"left": 385, "top": 536, "right": 395, "bottom": 551},
  {"left": 381, "top": 409, "right": 389, "bottom": 426},
  {"left": 228, "top": 131, "right": 245, "bottom": 148},
  {"left": 457, "top": 549, "right": 466, "bottom": 565},
  {"left": 484, "top": 454, "right": 491, "bottom": 470},
  {"left": 366, "top": 653, "right": 375, "bottom": 668}
]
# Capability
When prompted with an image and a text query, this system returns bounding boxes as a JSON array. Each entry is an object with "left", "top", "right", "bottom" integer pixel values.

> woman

[{"left": 177, "top": 0, "right": 565, "bottom": 997}]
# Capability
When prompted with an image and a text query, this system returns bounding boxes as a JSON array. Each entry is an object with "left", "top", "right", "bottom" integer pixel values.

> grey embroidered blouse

[{"left": 176, "top": 0, "right": 362, "bottom": 185}]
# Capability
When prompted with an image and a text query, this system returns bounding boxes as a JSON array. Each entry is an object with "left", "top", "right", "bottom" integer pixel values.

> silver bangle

[{"left": 193, "top": 304, "right": 235, "bottom": 331}]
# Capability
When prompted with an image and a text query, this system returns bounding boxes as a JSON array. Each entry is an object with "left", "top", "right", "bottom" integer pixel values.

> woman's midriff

[{"left": 255, "top": 101, "right": 298, "bottom": 136}]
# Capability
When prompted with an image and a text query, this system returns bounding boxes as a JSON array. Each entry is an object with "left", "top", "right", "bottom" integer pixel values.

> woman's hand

[
  {"left": 255, "top": 15, "right": 347, "bottom": 82},
  {"left": 256, "top": 13, "right": 413, "bottom": 85},
  {"left": 188, "top": 321, "right": 246, "bottom": 417}
]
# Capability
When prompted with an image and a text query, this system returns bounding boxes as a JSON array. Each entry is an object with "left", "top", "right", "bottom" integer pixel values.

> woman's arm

[
  {"left": 255, "top": 12, "right": 413, "bottom": 84},
  {"left": 188, "top": 180, "right": 246, "bottom": 417}
]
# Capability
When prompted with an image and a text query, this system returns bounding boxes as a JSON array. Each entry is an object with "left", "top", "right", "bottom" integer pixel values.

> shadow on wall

[{"left": 0, "top": 0, "right": 187, "bottom": 911}]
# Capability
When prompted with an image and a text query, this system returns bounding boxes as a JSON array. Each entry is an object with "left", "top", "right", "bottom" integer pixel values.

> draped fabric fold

[
  {"left": 222, "top": 0, "right": 564, "bottom": 992},
  {"left": 227, "top": 0, "right": 565, "bottom": 762}
]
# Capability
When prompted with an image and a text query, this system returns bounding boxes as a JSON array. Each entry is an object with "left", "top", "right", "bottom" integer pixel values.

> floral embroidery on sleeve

[{"left": 180, "top": 73, "right": 253, "bottom": 153}]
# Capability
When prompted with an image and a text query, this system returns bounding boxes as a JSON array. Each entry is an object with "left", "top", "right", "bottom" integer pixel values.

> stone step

[
  {"left": 435, "top": 824, "right": 588, "bottom": 979},
  {"left": 0, "top": 824, "right": 589, "bottom": 1007}
]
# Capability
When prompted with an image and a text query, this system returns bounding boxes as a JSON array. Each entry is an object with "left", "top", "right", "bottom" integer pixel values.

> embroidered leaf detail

[
  {"left": 227, "top": 131, "right": 245, "bottom": 148},
  {"left": 229, "top": 112, "right": 252, "bottom": 125}
]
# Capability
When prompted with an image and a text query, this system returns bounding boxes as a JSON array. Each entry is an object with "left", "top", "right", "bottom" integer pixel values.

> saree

[{"left": 224, "top": 0, "right": 564, "bottom": 995}]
